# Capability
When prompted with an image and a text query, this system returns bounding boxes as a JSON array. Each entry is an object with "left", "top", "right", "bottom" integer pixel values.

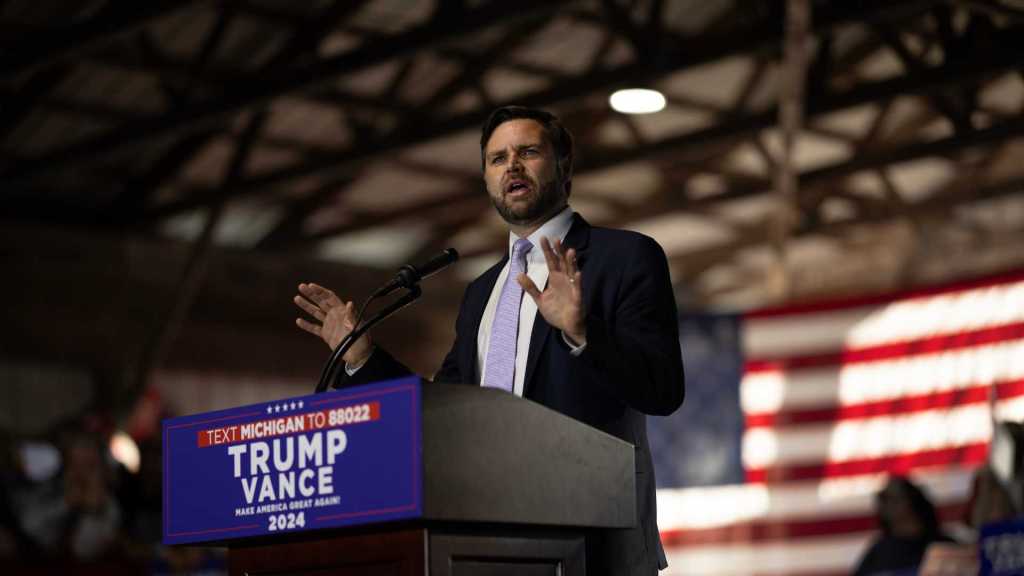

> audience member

[
  {"left": 853, "top": 476, "right": 956, "bottom": 576},
  {"left": 16, "top": 421, "right": 122, "bottom": 562}
]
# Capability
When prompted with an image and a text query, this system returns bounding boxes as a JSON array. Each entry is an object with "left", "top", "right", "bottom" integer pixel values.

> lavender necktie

[{"left": 483, "top": 238, "right": 533, "bottom": 392}]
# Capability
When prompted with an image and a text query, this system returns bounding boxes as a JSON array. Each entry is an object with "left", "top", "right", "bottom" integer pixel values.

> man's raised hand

[
  {"left": 294, "top": 283, "right": 373, "bottom": 365},
  {"left": 517, "top": 237, "right": 587, "bottom": 346}
]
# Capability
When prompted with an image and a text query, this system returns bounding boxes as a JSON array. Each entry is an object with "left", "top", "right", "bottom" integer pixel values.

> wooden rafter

[{"left": 2, "top": 0, "right": 571, "bottom": 183}]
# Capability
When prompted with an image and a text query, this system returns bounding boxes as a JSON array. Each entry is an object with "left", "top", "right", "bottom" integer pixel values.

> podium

[{"left": 162, "top": 377, "right": 636, "bottom": 575}]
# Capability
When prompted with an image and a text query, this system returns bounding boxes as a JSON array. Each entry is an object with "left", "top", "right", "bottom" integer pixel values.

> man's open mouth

[{"left": 505, "top": 180, "right": 532, "bottom": 196}]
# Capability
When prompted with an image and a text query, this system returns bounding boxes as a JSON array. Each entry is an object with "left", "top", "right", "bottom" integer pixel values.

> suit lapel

[
  {"left": 463, "top": 255, "right": 507, "bottom": 383},
  {"left": 522, "top": 213, "right": 592, "bottom": 396}
]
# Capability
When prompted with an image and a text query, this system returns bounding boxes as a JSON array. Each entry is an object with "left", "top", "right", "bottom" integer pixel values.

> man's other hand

[{"left": 294, "top": 283, "right": 373, "bottom": 366}]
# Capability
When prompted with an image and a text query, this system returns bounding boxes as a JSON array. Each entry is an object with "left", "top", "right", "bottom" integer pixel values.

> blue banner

[
  {"left": 162, "top": 376, "right": 422, "bottom": 545},
  {"left": 980, "top": 517, "right": 1024, "bottom": 576}
]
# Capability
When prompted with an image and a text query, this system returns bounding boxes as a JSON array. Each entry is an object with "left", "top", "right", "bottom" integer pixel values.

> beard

[{"left": 490, "top": 177, "right": 567, "bottom": 227}]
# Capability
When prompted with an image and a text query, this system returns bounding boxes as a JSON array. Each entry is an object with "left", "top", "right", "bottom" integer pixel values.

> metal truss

[{"left": 2, "top": 0, "right": 1023, "bottom": 300}]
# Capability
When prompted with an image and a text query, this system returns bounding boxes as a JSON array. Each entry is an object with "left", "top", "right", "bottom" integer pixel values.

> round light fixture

[{"left": 609, "top": 88, "right": 666, "bottom": 114}]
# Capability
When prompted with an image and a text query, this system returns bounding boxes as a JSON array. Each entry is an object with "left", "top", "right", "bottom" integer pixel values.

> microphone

[{"left": 376, "top": 248, "right": 459, "bottom": 297}]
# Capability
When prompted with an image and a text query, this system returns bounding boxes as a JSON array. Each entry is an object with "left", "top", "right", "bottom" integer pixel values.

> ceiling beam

[
  {"left": 1, "top": 1, "right": 190, "bottom": 76},
  {"left": 106, "top": 0, "right": 373, "bottom": 224},
  {"left": 123, "top": 0, "right": 941, "bottom": 219},
  {"left": 404, "top": 13, "right": 550, "bottom": 124},
  {"left": 668, "top": 173, "right": 1024, "bottom": 282},
  {"left": 957, "top": 0, "right": 1024, "bottom": 21},
  {"left": 0, "top": 63, "right": 71, "bottom": 140},
  {"left": 584, "top": 37, "right": 1023, "bottom": 173},
  {"left": 100, "top": 24, "right": 1023, "bottom": 235},
  {"left": 694, "top": 115, "right": 1024, "bottom": 207},
  {"left": 298, "top": 187, "right": 488, "bottom": 245},
  {"left": 2, "top": 0, "right": 570, "bottom": 183},
  {"left": 12, "top": 23, "right": 1021, "bottom": 234},
  {"left": 80, "top": 47, "right": 419, "bottom": 115},
  {"left": 255, "top": 175, "right": 357, "bottom": 249}
]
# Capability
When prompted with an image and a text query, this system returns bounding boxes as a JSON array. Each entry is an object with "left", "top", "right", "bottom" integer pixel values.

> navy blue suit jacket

[{"left": 337, "top": 214, "right": 685, "bottom": 574}]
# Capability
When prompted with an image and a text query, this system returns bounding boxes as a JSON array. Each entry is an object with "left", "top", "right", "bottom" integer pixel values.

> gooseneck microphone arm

[
  {"left": 311, "top": 248, "right": 459, "bottom": 395},
  {"left": 313, "top": 285, "right": 421, "bottom": 394}
]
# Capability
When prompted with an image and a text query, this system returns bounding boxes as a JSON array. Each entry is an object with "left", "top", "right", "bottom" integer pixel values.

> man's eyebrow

[{"left": 486, "top": 142, "right": 544, "bottom": 157}]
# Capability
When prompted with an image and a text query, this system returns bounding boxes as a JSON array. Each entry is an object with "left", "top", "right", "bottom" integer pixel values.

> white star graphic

[
  {"left": 290, "top": 401, "right": 297, "bottom": 410},
  {"left": 273, "top": 405, "right": 279, "bottom": 413},
  {"left": 298, "top": 401, "right": 304, "bottom": 409},
  {"left": 266, "top": 406, "right": 272, "bottom": 414}
]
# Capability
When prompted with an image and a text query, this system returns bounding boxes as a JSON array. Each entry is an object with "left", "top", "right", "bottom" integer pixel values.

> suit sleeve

[
  {"left": 332, "top": 288, "right": 472, "bottom": 389},
  {"left": 332, "top": 346, "right": 412, "bottom": 388},
  {"left": 575, "top": 236, "right": 685, "bottom": 415}
]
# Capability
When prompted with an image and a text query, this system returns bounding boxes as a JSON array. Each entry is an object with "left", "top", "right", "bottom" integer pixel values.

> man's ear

[{"left": 557, "top": 157, "right": 573, "bottom": 198}]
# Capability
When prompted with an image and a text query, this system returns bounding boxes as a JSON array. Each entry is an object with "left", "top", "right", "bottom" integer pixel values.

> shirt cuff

[
  {"left": 344, "top": 347, "right": 374, "bottom": 376},
  {"left": 561, "top": 332, "right": 587, "bottom": 356}
]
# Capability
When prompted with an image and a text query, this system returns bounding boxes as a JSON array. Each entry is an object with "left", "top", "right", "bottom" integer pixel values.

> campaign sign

[
  {"left": 980, "top": 517, "right": 1024, "bottom": 576},
  {"left": 162, "top": 376, "right": 422, "bottom": 545}
]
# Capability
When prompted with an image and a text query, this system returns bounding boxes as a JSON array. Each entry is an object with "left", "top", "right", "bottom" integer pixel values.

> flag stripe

[
  {"left": 657, "top": 467, "right": 975, "bottom": 529},
  {"left": 745, "top": 377, "right": 1024, "bottom": 428},
  {"left": 745, "top": 321, "right": 1024, "bottom": 372},
  {"left": 744, "top": 277, "right": 1024, "bottom": 359},
  {"left": 660, "top": 502, "right": 967, "bottom": 547},
  {"left": 741, "top": 338, "right": 1024, "bottom": 414},
  {"left": 743, "top": 401, "right": 1000, "bottom": 469},
  {"left": 745, "top": 270, "right": 1024, "bottom": 320},
  {"left": 753, "top": 572, "right": 848, "bottom": 576},
  {"left": 746, "top": 443, "right": 988, "bottom": 483},
  {"left": 663, "top": 532, "right": 869, "bottom": 576},
  {"left": 744, "top": 396, "right": 1024, "bottom": 472}
]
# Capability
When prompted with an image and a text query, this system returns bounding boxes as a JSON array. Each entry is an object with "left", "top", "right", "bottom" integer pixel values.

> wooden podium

[{"left": 164, "top": 380, "right": 635, "bottom": 576}]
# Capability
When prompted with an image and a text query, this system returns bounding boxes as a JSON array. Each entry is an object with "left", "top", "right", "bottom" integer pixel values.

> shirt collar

[{"left": 507, "top": 206, "right": 575, "bottom": 264}]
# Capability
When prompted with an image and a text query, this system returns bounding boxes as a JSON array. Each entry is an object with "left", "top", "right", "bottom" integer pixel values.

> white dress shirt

[{"left": 476, "top": 206, "right": 583, "bottom": 397}]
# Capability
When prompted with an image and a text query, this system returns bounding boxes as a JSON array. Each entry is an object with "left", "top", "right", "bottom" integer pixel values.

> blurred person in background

[
  {"left": 917, "top": 464, "right": 1024, "bottom": 576},
  {"left": 0, "top": 429, "right": 38, "bottom": 560},
  {"left": 117, "top": 420, "right": 227, "bottom": 575},
  {"left": 967, "top": 465, "right": 1020, "bottom": 531},
  {"left": 853, "top": 476, "right": 956, "bottom": 576},
  {"left": 119, "top": 438, "right": 163, "bottom": 554},
  {"left": 16, "top": 420, "right": 122, "bottom": 562}
]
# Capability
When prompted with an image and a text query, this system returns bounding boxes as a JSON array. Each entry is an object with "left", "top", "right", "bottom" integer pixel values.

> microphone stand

[{"left": 313, "top": 285, "right": 422, "bottom": 394}]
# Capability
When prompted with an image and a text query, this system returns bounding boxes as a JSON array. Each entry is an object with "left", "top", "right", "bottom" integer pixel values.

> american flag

[{"left": 650, "top": 271, "right": 1024, "bottom": 576}]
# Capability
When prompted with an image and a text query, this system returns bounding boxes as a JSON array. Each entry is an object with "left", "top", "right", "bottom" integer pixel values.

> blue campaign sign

[
  {"left": 162, "top": 376, "right": 422, "bottom": 545},
  {"left": 980, "top": 517, "right": 1024, "bottom": 576}
]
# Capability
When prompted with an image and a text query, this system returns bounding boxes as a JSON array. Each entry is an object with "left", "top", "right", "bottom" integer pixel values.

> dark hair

[
  {"left": 480, "top": 106, "right": 575, "bottom": 185},
  {"left": 876, "top": 476, "right": 943, "bottom": 539}
]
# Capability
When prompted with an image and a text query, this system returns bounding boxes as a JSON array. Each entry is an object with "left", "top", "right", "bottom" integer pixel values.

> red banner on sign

[{"left": 197, "top": 402, "right": 380, "bottom": 448}]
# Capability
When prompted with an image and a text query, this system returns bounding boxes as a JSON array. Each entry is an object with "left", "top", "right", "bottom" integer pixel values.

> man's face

[{"left": 483, "top": 119, "right": 567, "bottom": 229}]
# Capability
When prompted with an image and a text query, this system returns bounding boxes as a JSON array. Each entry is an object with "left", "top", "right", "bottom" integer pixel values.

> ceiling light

[{"left": 609, "top": 88, "right": 666, "bottom": 114}]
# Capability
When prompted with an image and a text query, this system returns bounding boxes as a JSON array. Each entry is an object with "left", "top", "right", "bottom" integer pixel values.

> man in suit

[{"left": 294, "top": 106, "right": 685, "bottom": 574}]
